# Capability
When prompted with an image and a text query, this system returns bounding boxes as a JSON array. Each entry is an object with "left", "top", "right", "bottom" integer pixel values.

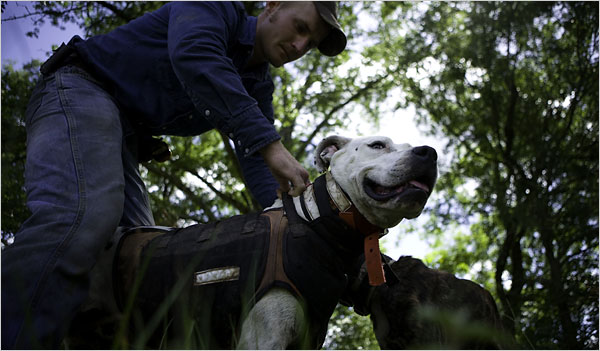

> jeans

[{"left": 1, "top": 65, "right": 154, "bottom": 349}]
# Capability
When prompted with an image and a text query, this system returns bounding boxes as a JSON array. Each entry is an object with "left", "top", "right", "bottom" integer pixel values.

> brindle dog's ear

[{"left": 314, "top": 135, "right": 351, "bottom": 172}]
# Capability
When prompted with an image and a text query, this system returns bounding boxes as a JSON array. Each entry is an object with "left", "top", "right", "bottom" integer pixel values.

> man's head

[{"left": 255, "top": 1, "right": 347, "bottom": 67}]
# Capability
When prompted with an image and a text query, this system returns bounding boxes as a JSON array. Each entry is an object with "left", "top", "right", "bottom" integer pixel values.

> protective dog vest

[
  {"left": 114, "top": 174, "right": 390, "bottom": 348},
  {"left": 116, "top": 212, "right": 270, "bottom": 348}
]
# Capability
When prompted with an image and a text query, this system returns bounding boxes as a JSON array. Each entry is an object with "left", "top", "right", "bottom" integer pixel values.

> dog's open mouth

[{"left": 363, "top": 178, "right": 431, "bottom": 201}]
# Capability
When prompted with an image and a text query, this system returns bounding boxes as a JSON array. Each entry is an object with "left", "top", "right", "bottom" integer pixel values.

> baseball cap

[{"left": 313, "top": 2, "right": 347, "bottom": 56}]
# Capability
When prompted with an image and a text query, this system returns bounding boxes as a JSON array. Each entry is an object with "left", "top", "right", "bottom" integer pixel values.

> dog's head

[{"left": 315, "top": 135, "right": 437, "bottom": 228}]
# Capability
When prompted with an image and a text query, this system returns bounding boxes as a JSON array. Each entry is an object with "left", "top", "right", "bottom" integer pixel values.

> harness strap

[
  {"left": 338, "top": 207, "right": 386, "bottom": 286},
  {"left": 313, "top": 174, "right": 336, "bottom": 217},
  {"left": 282, "top": 192, "right": 304, "bottom": 225},
  {"left": 298, "top": 193, "right": 313, "bottom": 221},
  {"left": 256, "top": 209, "right": 301, "bottom": 298}
]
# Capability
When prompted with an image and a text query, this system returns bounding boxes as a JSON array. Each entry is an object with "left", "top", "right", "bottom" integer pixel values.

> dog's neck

[
  {"left": 292, "top": 172, "right": 385, "bottom": 236},
  {"left": 266, "top": 171, "right": 384, "bottom": 235},
  {"left": 266, "top": 172, "right": 387, "bottom": 286},
  {"left": 293, "top": 172, "right": 349, "bottom": 221}
]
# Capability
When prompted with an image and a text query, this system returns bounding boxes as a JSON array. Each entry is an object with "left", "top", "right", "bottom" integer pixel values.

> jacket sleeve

[
  {"left": 236, "top": 70, "right": 279, "bottom": 208},
  {"left": 235, "top": 146, "right": 279, "bottom": 209},
  {"left": 166, "top": 2, "right": 280, "bottom": 157}
]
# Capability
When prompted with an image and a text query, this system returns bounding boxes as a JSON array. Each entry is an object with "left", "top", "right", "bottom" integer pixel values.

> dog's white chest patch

[{"left": 194, "top": 266, "right": 240, "bottom": 286}]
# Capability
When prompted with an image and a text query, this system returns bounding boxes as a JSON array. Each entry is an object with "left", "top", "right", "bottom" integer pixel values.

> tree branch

[
  {"left": 144, "top": 163, "right": 218, "bottom": 222},
  {"left": 1, "top": 3, "right": 86, "bottom": 22},
  {"left": 296, "top": 73, "right": 390, "bottom": 160},
  {"left": 173, "top": 163, "right": 252, "bottom": 214},
  {"left": 95, "top": 2, "right": 135, "bottom": 22}
]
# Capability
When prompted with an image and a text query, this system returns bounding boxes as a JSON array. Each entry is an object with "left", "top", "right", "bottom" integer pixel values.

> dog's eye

[{"left": 369, "top": 142, "right": 386, "bottom": 150}]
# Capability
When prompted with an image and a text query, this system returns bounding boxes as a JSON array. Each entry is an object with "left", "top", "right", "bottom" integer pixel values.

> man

[{"left": 1, "top": 2, "right": 346, "bottom": 348}]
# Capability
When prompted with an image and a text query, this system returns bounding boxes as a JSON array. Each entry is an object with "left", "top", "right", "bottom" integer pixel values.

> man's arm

[
  {"left": 236, "top": 140, "right": 310, "bottom": 208},
  {"left": 234, "top": 145, "right": 278, "bottom": 209},
  {"left": 166, "top": 2, "right": 279, "bottom": 159},
  {"left": 167, "top": 2, "right": 308, "bottom": 199}
]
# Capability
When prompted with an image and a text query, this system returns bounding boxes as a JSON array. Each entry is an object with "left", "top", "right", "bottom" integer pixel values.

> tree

[
  {"left": 324, "top": 304, "right": 379, "bottom": 350},
  {"left": 1, "top": 61, "right": 40, "bottom": 247},
  {"left": 363, "top": 2, "right": 598, "bottom": 348}
]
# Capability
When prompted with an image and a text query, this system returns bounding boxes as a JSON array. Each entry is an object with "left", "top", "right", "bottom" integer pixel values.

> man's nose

[{"left": 292, "top": 36, "right": 310, "bottom": 55}]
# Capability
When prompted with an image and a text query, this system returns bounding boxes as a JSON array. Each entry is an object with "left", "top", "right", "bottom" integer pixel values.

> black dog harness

[{"left": 114, "top": 173, "right": 395, "bottom": 348}]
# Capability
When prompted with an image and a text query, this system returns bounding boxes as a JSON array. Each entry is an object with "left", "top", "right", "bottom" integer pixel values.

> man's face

[{"left": 257, "top": 2, "right": 331, "bottom": 67}]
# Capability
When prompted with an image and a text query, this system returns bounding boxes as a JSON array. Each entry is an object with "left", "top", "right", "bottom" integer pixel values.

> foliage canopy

[{"left": 1, "top": 1, "right": 597, "bottom": 349}]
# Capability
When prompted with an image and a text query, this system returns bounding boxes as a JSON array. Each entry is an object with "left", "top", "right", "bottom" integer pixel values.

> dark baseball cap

[{"left": 313, "top": 2, "right": 347, "bottom": 56}]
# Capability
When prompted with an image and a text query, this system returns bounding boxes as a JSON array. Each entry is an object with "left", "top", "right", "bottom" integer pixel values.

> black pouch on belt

[
  {"left": 137, "top": 135, "right": 172, "bottom": 163},
  {"left": 40, "top": 35, "right": 84, "bottom": 76}
]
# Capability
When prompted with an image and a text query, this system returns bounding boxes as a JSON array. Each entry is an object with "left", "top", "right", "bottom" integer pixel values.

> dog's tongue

[{"left": 408, "top": 180, "right": 429, "bottom": 193}]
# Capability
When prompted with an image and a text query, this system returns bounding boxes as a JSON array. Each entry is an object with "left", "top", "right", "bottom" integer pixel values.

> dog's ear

[{"left": 315, "top": 135, "right": 351, "bottom": 172}]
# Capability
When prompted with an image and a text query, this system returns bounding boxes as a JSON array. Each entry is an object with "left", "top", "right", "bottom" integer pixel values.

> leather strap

[
  {"left": 363, "top": 234, "right": 386, "bottom": 286},
  {"left": 256, "top": 210, "right": 301, "bottom": 297},
  {"left": 288, "top": 175, "right": 387, "bottom": 287},
  {"left": 338, "top": 205, "right": 382, "bottom": 236},
  {"left": 339, "top": 205, "right": 386, "bottom": 286}
]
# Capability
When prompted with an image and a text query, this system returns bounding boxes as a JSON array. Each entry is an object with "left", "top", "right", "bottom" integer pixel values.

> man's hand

[{"left": 260, "top": 140, "right": 310, "bottom": 197}]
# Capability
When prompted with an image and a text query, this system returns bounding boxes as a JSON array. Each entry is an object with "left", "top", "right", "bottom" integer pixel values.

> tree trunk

[{"left": 540, "top": 228, "right": 581, "bottom": 348}]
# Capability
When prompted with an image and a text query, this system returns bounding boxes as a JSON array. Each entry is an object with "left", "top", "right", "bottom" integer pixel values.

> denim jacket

[{"left": 74, "top": 2, "right": 279, "bottom": 207}]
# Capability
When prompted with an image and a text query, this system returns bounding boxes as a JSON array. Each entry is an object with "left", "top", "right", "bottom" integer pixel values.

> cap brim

[
  {"left": 318, "top": 28, "right": 347, "bottom": 56},
  {"left": 314, "top": 2, "right": 347, "bottom": 56}
]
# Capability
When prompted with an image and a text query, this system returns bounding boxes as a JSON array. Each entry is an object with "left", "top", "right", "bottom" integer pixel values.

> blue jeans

[{"left": 1, "top": 65, "right": 154, "bottom": 349}]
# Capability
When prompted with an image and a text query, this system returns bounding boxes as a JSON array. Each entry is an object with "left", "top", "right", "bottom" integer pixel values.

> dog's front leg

[{"left": 238, "top": 288, "right": 305, "bottom": 349}]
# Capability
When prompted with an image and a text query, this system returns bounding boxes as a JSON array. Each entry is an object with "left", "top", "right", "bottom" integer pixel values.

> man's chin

[
  {"left": 267, "top": 55, "right": 284, "bottom": 67},
  {"left": 269, "top": 52, "right": 293, "bottom": 67}
]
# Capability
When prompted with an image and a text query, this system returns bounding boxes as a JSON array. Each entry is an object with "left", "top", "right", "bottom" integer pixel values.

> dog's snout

[{"left": 412, "top": 146, "right": 437, "bottom": 162}]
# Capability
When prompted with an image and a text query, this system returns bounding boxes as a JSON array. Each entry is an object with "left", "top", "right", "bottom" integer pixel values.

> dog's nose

[{"left": 412, "top": 146, "right": 438, "bottom": 162}]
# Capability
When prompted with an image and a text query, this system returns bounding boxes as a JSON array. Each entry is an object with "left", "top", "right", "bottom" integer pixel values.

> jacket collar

[{"left": 237, "top": 15, "right": 269, "bottom": 80}]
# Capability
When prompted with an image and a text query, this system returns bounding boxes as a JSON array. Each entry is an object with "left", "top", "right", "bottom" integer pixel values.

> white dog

[
  {"left": 238, "top": 135, "right": 437, "bottom": 349},
  {"left": 67, "top": 135, "right": 437, "bottom": 349}
]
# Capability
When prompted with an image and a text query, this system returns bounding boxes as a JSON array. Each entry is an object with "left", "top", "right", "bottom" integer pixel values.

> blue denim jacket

[{"left": 74, "top": 2, "right": 279, "bottom": 208}]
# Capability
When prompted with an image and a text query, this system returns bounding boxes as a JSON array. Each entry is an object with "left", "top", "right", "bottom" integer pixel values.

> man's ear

[
  {"left": 314, "top": 135, "right": 351, "bottom": 172},
  {"left": 264, "top": 1, "right": 281, "bottom": 15}
]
